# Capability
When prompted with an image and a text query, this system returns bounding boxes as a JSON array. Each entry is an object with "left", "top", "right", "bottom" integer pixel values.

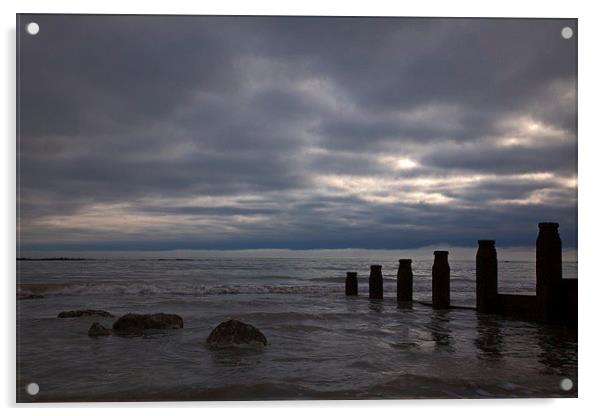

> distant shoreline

[
  {"left": 17, "top": 257, "right": 87, "bottom": 261},
  {"left": 16, "top": 246, "right": 579, "bottom": 262}
]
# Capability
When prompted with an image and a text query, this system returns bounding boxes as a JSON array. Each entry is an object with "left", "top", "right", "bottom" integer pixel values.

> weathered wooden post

[
  {"left": 476, "top": 240, "right": 498, "bottom": 314},
  {"left": 536, "top": 222, "right": 563, "bottom": 324},
  {"left": 345, "top": 272, "right": 358, "bottom": 296},
  {"left": 432, "top": 251, "right": 450, "bottom": 309},
  {"left": 369, "top": 265, "right": 383, "bottom": 300},
  {"left": 397, "top": 259, "right": 413, "bottom": 303}
]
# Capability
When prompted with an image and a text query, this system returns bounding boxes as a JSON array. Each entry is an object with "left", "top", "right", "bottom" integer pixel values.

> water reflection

[
  {"left": 474, "top": 314, "right": 503, "bottom": 360},
  {"left": 343, "top": 296, "right": 362, "bottom": 314},
  {"left": 428, "top": 310, "right": 454, "bottom": 351},
  {"left": 208, "top": 345, "right": 265, "bottom": 368},
  {"left": 368, "top": 299, "right": 384, "bottom": 313},
  {"left": 536, "top": 325, "right": 577, "bottom": 376},
  {"left": 397, "top": 300, "right": 413, "bottom": 310}
]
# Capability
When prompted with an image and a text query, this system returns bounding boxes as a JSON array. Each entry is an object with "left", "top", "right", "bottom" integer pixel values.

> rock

[
  {"left": 206, "top": 319, "right": 267, "bottom": 348},
  {"left": 57, "top": 309, "right": 114, "bottom": 318},
  {"left": 112, "top": 313, "right": 183, "bottom": 333},
  {"left": 17, "top": 293, "right": 44, "bottom": 300},
  {"left": 88, "top": 322, "right": 112, "bottom": 337}
]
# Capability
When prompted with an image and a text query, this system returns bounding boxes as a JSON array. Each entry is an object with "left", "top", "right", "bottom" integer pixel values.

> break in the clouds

[{"left": 17, "top": 15, "right": 577, "bottom": 251}]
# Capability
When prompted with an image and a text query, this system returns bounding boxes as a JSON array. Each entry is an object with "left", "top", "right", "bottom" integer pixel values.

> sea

[{"left": 16, "top": 251, "right": 578, "bottom": 401}]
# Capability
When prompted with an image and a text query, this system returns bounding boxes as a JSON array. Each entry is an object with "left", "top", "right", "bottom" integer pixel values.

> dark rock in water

[
  {"left": 17, "top": 293, "right": 44, "bottom": 300},
  {"left": 57, "top": 309, "right": 114, "bottom": 318},
  {"left": 88, "top": 322, "right": 112, "bottom": 337},
  {"left": 207, "top": 319, "right": 267, "bottom": 347},
  {"left": 112, "top": 313, "right": 184, "bottom": 333}
]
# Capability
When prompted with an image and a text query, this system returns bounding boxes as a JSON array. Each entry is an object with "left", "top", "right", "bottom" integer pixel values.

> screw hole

[
  {"left": 26, "top": 382, "right": 39, "bottom": 396},
  {"left": 26, "top": 22, "right": 40, "bottom": 36},
  {"left": 560, "top": 378, "right": 573, "bottom": 391},
  {"left": 561, "top": 27, "right": 573, "bottom": 40}
]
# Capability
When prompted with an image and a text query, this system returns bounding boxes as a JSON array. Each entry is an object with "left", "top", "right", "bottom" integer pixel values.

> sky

[{"left": 17, "top": 15, "right": 577, "bottom": 252}]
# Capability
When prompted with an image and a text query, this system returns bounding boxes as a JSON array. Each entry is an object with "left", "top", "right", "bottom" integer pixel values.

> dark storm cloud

[
  {"left": 17, "top": 15, "right": 577, "bottom": 250},
  {"left": 19, "top": 15, "right": 243, "bottom": 137},
  {"left": 420, "top": 140, "right": 577, "bottom": 175}
]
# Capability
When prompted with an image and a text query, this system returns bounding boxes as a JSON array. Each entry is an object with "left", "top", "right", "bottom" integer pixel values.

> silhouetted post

[
  {"left": 432, "top": 251, "right": 450, "bottom": 309},
  {"left": 345, "top": 272, "right": 358, "bottom": 296},
  {"left": 536, "top": 222, "right": 563, "bottom": 324},
  {"left": 476, "top": 240, "right": 498, "bottom": 314},
  {"left": 397, "top": 259, "right": 413, "bottom": 303},
  {"left": 369, "top": 265, "right": 383, "bottom": 300}
]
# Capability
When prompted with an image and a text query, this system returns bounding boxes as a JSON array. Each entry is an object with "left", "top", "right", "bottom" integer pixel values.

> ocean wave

[{"left": 17, "top": 282, "right": 342, "bottom": 297}]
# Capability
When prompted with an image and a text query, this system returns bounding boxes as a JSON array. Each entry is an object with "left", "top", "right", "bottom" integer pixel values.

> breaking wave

[{"left": 17, "top": 282, "right": 342, "bottom": 297}]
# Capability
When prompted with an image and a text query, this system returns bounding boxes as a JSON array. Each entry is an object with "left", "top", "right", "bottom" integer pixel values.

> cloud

[{"left": 17, "top": 15, "right": 577, "bottom": 250}]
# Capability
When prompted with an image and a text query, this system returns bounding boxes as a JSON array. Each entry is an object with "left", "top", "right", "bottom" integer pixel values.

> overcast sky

[{"left": 17, "top": 15, "right": 577, "bottom": 251}]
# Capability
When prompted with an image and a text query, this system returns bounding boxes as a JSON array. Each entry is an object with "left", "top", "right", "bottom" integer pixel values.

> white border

[
  {"left": 2, "top": 0, "right": 584, "bottom": 17},
  {"left": 3, "top": 0, "right": 601, "bottom": 414}
]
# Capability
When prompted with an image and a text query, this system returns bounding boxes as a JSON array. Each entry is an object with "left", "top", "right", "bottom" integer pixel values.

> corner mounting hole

[
  {"left": 560, "top": 378, "right": 573, "bottom": 391},
  {"left": 561, "top": 26, "right": 573, "bottom": 39},
  {"left": 26, "top": 382, "right": 39, "bottom": 396},
  {"left": 26, "top": 22, "right": 40, "bottom": 36}
]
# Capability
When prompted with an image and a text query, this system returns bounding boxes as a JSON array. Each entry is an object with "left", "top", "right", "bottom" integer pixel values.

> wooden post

[
  {"left": 369, "top": 265, "right": 383, "bottom": 300},
  {"left": 476, "top": 240, "right": 498, "bottom": 314},
  {"left": 536, "top": 222, "right": 563, "bottom": 324},
  {"left": 345, "top": 272, "right": 358, "bottom": 296},
  {"left": 397, "top": 259, "right": 413, "bottom": 303},
  {"left": 432, "top": 251, "right": 450, "bottom": 309}
]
